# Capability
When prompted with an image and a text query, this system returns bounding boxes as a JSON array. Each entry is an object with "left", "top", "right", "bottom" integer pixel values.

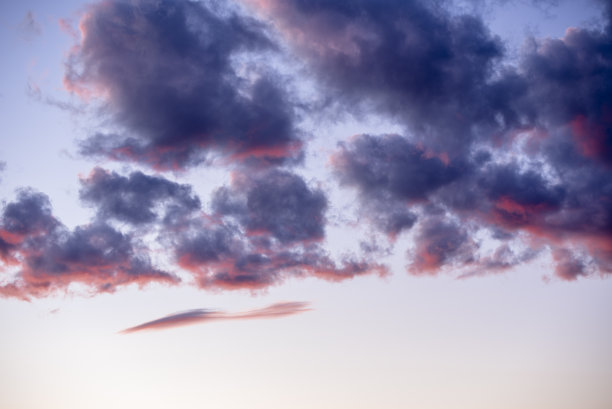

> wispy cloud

[
  {"left": 18, "top": 11, "right": 41, "bottom": 41},
  {"left": 120, "top": 301, "right": 311, "bottom": 334}
]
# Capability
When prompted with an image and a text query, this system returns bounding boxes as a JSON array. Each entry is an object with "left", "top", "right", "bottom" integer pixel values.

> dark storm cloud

[
  {"left": 0, "top": 190, "right": 177, "bottom": 300},
  {"left": 244, "top": 0, "right": 523, "bottom": 153},
  {"left": 120, "top": 301, "right": 311, "bottom": 333},
  {"left": 80, "top": 168, "right": 201, "bottom": 226},
  {"left": 213, "top": 169, "right": 327, "bottom": 244},
  {"left": 66, "top": 0, "right": 301, "bottom": 169}
]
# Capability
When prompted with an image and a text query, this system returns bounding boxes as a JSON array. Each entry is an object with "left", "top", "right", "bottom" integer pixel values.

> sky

[{"left": 0, "top": 0, "right": 611, "bottom": 408}]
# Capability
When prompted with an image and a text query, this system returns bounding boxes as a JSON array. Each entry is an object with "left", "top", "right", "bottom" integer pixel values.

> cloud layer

[{"left": 1, "top": 0, "right": 611, "bottom": 300}]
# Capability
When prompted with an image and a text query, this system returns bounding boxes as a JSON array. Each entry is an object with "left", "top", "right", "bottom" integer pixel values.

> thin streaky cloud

[{"left": 120, "top": 301, "right": 311, "bottom": 334}]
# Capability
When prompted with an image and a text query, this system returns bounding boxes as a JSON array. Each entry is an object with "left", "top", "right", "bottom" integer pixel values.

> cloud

[
  {"left": 479, "top": 163, "right": 566, "bottom": 228},
  {"left": 163, "top": 169, "right": 386, "bottom": 290},
  {"left": 0, "top": 171, "right": 385, "bottom": 299},
  {"left": 213, "top": 169, "right": 327, "bottom": 244},
  {"left": 333, "top": 133, "right": 464, "bottom": 237},
  {"left": 294, "top": 0, "right": 612, "bottom": 279},
  {"left": 65, "top": 0, "right": 301, "bottom": 169},
  {"left": 552, "top": 247, "right": 589, "bottom": 281},
  {"left": 18, "top": 11, "right": 41, "bottom": 41},
  {"left": 0, "top": 190, "right": 178, "bottom": 300},
  {"left": 4, "top": 0, "right": 610, "bottom": 301},
  {"left": 333, "top": 134, "right": 464, "bottom": 203},
  {"left": 409, "top": 217, "right": 477, "bottom": 274},
  {"left": 458, "top": 244, "right": 541, "bottom": 279},
  {"left": 267, "top": 0, "right": 609, "bottom": 277},
  {"left": 332, "top": 129, "right": 612, "bottom": 277},
  {"left": 0, "top": 189, "right": 58, "bottom": 263},
  {"left": 368, "top": 203, "right": 418, "bottom": 239},
  {"left": 175, "top": 225, "right": 387, "bottom": 291},
  {"left": 176, "top": 169, "right": 387, "bottom": 288},
  {"left": 243, "top": 0, "right": 522, "bottom": 154},
  {"left": 120, "top": 301, "right": 311, "bottom": 333},
  {"left": 79, "top": 168, "right": 201, "bottom": 226},
  {"left": 521, "top": 19, "right": 612, "bottom": 166}
]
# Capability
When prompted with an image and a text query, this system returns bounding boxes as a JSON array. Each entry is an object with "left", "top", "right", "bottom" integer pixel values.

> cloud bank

[
  {"left": 66, "top": 0, "right": 302, "bottom": 169},
  {"left": 120, "top": 301, "right": 311, "bottom": 333},
  {"left": 1, "top": 0, "right": 611, "bottom": 300}
]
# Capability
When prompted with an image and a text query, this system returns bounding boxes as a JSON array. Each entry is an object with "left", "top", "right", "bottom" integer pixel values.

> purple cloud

[
  {"left": 65, "top": 0, "right": 302, "bottom": 169},
  {"left": 80, "top": 168, "right": 201, "bottom": 226},
  {"left": 0, "top": 190, "right": 178, "bottom": 301}
]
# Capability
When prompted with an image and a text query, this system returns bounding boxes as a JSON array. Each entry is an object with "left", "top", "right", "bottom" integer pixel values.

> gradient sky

[{"left": 1, "top": 0, "right": 611, "bottom": 408}]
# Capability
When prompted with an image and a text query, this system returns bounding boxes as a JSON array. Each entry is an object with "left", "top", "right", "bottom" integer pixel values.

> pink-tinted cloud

[
  {"left": 18, "top": 11, "right": 41, "bottom": 41},
  {"left": 408, "top": 218, "right": 476, "bottom": 275},
  {"left": 65, "top": 0, "right": 302, "bottom": 169},
  {"left": 120, "top": 301, "right": 311, "bottom": 333},
  {"left": 552, "top": 247, "right": 588, "bottom": 281},
  {"left": 79, "top": 167, "right": 201, "bottom": 227},
  {"left": 571, "top": 114, "right": 612, "bottom": 165},
  {"left": 0, "top": 190, "right": 179, "bottom": 301},
  {"left": 240, "top": 0, "right": 612, "bottom": 280},
  {"left": 173, "top": 167, "right": 387, "bottom": 291},
  {"left": 177, "top": 233, "right": 387, "bottom": 291}
]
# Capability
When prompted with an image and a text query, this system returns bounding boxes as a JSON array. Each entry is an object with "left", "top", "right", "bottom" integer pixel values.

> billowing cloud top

[
  {"left": 66, "top": 0, "right": 301, "bottom": 169},
  {"left": 1, "top": 0, "right": 611, "bottom": 301},
  {"left": 80, "top": 167, "right": 201, "bottom": 226},
  {"left": 0, "top": 190, "right": 178, "bottom": 300}
]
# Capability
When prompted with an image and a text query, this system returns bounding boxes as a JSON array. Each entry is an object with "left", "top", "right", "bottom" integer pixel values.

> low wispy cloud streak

[{"left": 120, "top": 301, "right": 311, "bottom": 333}]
